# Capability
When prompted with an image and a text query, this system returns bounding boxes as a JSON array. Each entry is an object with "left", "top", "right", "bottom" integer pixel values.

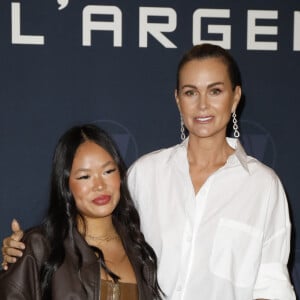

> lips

[
  {"left": 92, "top": 195, "right": 111, "bottom": 206},
  {"left": 195, "top": 116, "right": 213, "bottom": 122}
]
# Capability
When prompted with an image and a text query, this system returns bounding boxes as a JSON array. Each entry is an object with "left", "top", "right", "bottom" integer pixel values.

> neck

[
  {"left": 77, "top": 215, "right": 117, "bottom": 238},
  {"left": 187, "top": 135, "right": 234, "bottom": 167}
]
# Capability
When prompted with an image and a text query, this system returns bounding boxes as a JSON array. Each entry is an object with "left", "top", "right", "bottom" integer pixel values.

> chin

[{"left": 190, "top": 131, "right": 213, "bottom": 139}]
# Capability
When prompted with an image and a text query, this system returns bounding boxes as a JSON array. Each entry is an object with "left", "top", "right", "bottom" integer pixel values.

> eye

[
  {"left": 104, "top": 168, "right": 117, "bottom": 175},
  {"left": 210, "top": 88, "right": 222, "bottom": 95},
  {"left": 76, "top": 175, "right": 90, "bottom": 180},
  {"left": 183, "top": 89, "right": 198, "bottom": 97}
]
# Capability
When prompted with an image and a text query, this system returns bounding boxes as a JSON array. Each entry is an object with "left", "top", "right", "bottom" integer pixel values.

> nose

[
  {"left": 93, "top": 176, "right": 105, "bottom": 191},
  {"left": 197, "top": 93, "right": 208, "bottom": 110}
]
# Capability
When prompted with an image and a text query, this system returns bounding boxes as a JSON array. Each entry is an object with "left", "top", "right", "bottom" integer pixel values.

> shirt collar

[
  {"left": 225, "top": 137, "right": 249, "bottom": 173},
  {"left": 177, "top": 137, "right": 250, "bottom": 173}
]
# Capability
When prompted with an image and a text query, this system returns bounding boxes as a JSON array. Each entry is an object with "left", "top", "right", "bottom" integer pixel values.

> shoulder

[
  {"left": 242, "top": 156, "right": 288, "bottom": 207},
  {"left": 129, "top": 143, "right": 180, "bottom": 172},
  {"left": 232, "top": 138, "right": 281, "bottom": 184},
  {"left": 23, "top": 226, "right": 49, "bottom": 250},
  {"left": 15, "top": 226, "right": 49, "bottom": 267},
  {"left": 247, "top": 155, "right": 281, "bottom": 184}
]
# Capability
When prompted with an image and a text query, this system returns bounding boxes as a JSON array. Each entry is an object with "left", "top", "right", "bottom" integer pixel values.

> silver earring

[
  {"left": 180, "top": 115, "right": 186, "bottom": 141},
  {"left": 232, "top": 111, "right": 240, "bottom": 138}
]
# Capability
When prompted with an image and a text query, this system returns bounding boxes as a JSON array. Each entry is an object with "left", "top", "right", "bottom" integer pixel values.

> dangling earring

[
  {"left": 180, "top": 115, "right": 186, "bottom": 141},
  {"left": 232, "top": 111, "right": 240, "bottom": 138}
]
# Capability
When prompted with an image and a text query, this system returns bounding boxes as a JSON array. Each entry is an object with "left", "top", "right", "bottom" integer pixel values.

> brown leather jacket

[
  {"left": 0, "top": 227, "right": 153, "bottom": 299},
  {"left": 0, "top": 227, "right": 101, "bottom": 299}
]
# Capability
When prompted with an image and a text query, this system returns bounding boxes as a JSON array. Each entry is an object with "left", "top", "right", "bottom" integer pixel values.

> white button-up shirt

[{"left": 127, "top": 138, "right": 295, "bottom": 300}]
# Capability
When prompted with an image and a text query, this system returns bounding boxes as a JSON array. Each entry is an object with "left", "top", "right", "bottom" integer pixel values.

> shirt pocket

[{"left": 209, "top": 218, "right": 263, "bottom": 288}]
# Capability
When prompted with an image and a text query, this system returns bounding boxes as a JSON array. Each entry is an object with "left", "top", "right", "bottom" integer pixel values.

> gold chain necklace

[{"left": 85, "top": 234, "right": 120, "bottom": 243}]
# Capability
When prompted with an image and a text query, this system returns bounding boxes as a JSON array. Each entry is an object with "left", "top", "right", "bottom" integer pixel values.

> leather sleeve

[{"left": 0, "top": 228, "right": 49, "bottom": 300}]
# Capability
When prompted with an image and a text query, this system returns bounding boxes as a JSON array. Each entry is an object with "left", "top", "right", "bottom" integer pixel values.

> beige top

[{"left": 100, "top": 279, "right": 138, "bottom": 300}]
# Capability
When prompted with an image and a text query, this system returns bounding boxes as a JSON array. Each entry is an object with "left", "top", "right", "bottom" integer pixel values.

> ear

[
  {"left": 175, "top": 89, "right": 181, "bottom": 112},
  {"left": 231, "top": 86, "right": 242, "bottom": 113}
]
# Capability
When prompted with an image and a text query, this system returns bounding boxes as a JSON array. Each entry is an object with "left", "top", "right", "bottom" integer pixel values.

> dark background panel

[{"left": 0, "top": 0, "right": 299, "bottom": 296}]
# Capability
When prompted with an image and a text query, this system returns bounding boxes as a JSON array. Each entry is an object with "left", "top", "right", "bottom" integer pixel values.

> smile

[
  {"left": 92, "top": 195, "right": 111, "bottom": 206},
  {"left": 195, "top": 116, "right": 213, "bottom": 122}
]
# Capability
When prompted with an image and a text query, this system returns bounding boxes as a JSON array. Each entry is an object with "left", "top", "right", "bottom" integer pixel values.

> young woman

[{"left": 0, "top": 124, "right": 163, "bottom": 299}]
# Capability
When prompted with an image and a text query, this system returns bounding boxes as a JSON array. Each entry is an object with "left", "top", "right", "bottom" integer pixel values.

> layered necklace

[{"left": 85, "top": 232, "right": 122, "bottom": 300}]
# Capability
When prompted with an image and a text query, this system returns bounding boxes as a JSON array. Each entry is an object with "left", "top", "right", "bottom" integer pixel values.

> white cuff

[{"left": 253, "top": 263, "right": 296, "bottom": 300}]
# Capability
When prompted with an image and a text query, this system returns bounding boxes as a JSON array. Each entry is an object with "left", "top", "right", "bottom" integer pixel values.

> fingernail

[{"left": 12, "top": 258, "right": 16, "bottom": 263}]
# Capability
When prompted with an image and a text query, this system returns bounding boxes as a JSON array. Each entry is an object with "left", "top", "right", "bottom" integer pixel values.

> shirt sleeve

[
  {"left": 127, "top": 159, "right": 146, "bottom": 213},
  {"left": 253, "top": 175, "right": 296, "bottom": 300},
  {"left": 127, "top": 162, "right": 139, "bottom": 207}
]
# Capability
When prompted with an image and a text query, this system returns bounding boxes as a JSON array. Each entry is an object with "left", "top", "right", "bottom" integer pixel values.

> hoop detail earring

[
  {"left": 180, "top": 116, "right": 186, "bottom": 141},
  {"left": 232, "top": 111, "right": 240, "bottom": 138}
]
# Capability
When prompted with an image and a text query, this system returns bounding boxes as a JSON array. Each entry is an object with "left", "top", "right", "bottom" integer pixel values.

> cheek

[
  {"left": 69, "top": 181, "right": 89, "bottom": 202},
  {"left": 114, "top": 191, "right": 121, "bottom": 206},
  {"left": 179, "top": 100, "right": 196, "bottom": 114},
  {"left": 213, "top": 97, "right": 233, "bottom": 112},
  {"left": 111, "top": 176, "right": 121, "bottom": 199},
  {"left": 114, "top": 181, "right": 121, "bottom": 195}
]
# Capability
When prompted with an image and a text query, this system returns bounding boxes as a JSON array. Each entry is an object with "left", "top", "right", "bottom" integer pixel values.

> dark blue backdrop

[{"left": 1, "top": 0, "right": 299, "bottom": 296}]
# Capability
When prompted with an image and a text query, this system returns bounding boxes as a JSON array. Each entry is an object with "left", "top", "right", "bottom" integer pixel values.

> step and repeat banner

[{"left": 0, "top": 0, "right": 299, "bottom": 295}]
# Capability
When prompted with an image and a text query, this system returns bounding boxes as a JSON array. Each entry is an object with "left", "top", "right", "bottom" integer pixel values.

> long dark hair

[
  {"left": 40, "top": 124, "right": 162, "bottom": 299},
  {"left": 176, "top": 43, "right": 242, "bottom": 90}
]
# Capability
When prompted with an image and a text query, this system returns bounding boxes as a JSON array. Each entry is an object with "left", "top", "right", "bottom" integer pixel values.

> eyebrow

[
  {"left": 208, "top": 82, "right": 224, "bottom": 88},
  {"left": 101, "top": 160, "right": 116, "bottom": 168},
  {"left": 180, "top": 82, "right": 224, "bottom": 89},
  {"left": 73, "top": 160, "right": 116, "bottom": 173}
]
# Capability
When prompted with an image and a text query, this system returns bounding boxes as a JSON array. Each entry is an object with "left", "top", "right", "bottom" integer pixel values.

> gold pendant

[{"left": 109, "top": 281, "right": 120, "bottom": 300}]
